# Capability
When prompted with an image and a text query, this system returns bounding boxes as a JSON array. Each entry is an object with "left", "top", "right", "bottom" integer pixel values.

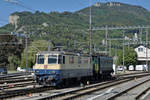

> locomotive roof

[
  {"left": 36, "top": 51, "right": 90, "bottom": 56},
  {"left": 36, "top": 51, "right": 113, "bottom": 58},
  {"left": 37, "top": 51, "right": 65, "bottom": 55}
]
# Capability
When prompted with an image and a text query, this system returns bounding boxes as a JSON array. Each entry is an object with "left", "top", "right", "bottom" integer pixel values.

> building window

[{"left": 138, "top": 48, "right": 143, "bottom": 52}]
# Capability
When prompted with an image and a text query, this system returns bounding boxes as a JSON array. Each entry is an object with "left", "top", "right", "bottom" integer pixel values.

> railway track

[
  {"left": 0, "top": 73, "right": 34, "bottom": 85},
  {"left": 11, "top": 73, "right": 150, "bottom": 100},
  {"left": 1, "top": 75, "right": 33, "bottom": 80},
  {"left": 0, "top": 73, "right": 35, "bottom": 90},
  {"left": 107, "top": 76, "right": 150, "bottom": 100},
  {"left": 0, "top": 76, "right": 34, "bottom": 84},
  {"left": 0, "top": 85, "right": 55, "bottom": 100},
  {"left": 0, "top": 79, "right": 130, "bottom": 100},
  {"left": 52, "top": 74, "right": 150, "bottom": 100},
  {"left": 0, "top": 81, "right": 35, "bottom": 89},
  {"left": 0, "top": 72, "right": 31, "bottom": 80},
  {"left": 115, "top": 71, "right": 148, "bottom": 76},
  {"left": 114, "top": 71, "right": 149, "bottom": 79},
  {"left": 0, "top": 85, "right": 54, "bottom": 99},
  {"left": 135, "top": 86, "right": 150, "bottom": 100},
  {"left": 0, "top": 72, "right": 149, "bottom": 100}
]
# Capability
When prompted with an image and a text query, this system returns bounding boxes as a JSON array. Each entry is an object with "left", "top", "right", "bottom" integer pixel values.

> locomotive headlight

[{"left": 35, "top": 70, "right": 40, "bottom": 73}]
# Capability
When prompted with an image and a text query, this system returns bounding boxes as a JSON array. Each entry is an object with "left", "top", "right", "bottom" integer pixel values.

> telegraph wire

[
  {"left": 16, "top": 0, "right": 36, "bottom": 12},
  {"left": 0, "top": 19, "right": 8, "bottom": 23},
  {"left": 3, "top": 0, "right": 36, "bottom": 12}
]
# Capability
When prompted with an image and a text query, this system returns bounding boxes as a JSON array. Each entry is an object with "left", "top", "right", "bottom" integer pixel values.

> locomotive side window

[
  {"left": 69, "top": 56, "right": 74, "bottom": 64},
  {"left": 82, "top": 57, "right": 88, "bottom": 64},
  {"left": 37, "top": 55, "right": 44, "bottom": 64},
  {"left": 58, "top": 55, "right": 62, "bottom": 64},
  {"left": 48, "top": 55, "right": 57, "bottom": 64},
  {"left": 78, "top": 57, "right": 81, "bottom": 64},
  {"left": 63, "top": 56, "right": 65, "bottom": 64}
]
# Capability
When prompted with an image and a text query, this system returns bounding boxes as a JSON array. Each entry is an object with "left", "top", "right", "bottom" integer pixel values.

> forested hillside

[{"left": 0, "top": 2, "right": 150, "bottom": 69}]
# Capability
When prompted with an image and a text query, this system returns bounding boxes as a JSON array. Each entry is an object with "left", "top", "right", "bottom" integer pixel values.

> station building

[{"left": 134, "top": 45, "right": 150, "bottom": 71}]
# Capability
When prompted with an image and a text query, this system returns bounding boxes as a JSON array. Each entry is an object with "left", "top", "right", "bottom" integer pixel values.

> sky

[{"left": 0, "top": 0, "right": 150, "bottom": 26}]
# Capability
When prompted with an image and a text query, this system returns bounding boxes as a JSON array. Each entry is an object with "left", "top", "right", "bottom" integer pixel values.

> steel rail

[
  {"left": 0, "top": 86, "right": 53, "bottom": 99},
  {"left": 0, "top": 81, "right": 35, "bottom": 89},
  {"left": 0, "top": 72, "right": 149, "bottom": 99},
  {"left": 107, "top": 79, "right": 150, "bottom": 100},
  {"left": 0, "top": 72, "right": 31, "bottom": 79},
  {"left": 35, "top": 79, "right": 131, "bottom": 100},
  {"left": 0, "top": 77, "right": 34, "bottom": 84},
  {"left": 135, "top": 87, "right": 150, "bottom": 100},
  {"left": 30, "top": 73, "right": 150, "bottom": 100}
]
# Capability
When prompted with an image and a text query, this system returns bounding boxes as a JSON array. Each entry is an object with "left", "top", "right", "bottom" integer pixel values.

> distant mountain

[
  {"left": 77, "top": 2, "right": 150, "bottom": 26},
  {"left": 1, "top": 2, "right": 150, "bottom": 69},
  {"left": 10, "top": 2, "right": 150, "bottom": 27},
  {"left": 0, "top": 2, "right": 150, "bottom": 46}
]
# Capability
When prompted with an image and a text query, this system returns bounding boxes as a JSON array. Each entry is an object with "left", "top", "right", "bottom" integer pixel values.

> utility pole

[
  {"left": 89, "top": 0, "right": 92, "bottom": 55},
  {"left": 94, "top": 43, "right": 96, "bottom": 52},
  {"left": 128, "top": 41, "right": 130, "bottom": 49},
  {"left": 105, "top": 25, "right": 108, "bottom": 54},
  {"left": 146, "top": 29, "right": 148, "bottom": 71},
  {"left": 109, "top": 40, "right": 111, "bottom": 56},
  {"left": 25, "top": 35, "right": 28, "bottom": 73},
  {"left": 48, "top": 40, "right": 51, "bottom": 51},
  {"left": 123, "top": 30, "right": 125, "bottom": 72},
  {"left": 140, "top": 28, "right": 143, "bottom": 44}
]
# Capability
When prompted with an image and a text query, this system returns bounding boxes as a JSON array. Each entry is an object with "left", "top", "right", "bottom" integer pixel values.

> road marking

[{"left": 87, "top": 88, "right": 114, "bottom": 100}]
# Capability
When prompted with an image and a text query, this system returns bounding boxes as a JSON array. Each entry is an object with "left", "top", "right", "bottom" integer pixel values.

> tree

[
  {"left": 8, "top": 55, "right": 20, "bottom": 70},
  {"left": 0, "top": 35, "right": 23, "bottom": 70},
  {"left": 117, "top": 47, "right": 137, "bottom": 70},
  {"left": 20, "top": 40, "right": 54, "bottom": 68}
]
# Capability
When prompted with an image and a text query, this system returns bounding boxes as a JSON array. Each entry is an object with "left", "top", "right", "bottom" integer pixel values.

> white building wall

[{"left": 135, "top": 45, "right": 150, "bottom": 61}]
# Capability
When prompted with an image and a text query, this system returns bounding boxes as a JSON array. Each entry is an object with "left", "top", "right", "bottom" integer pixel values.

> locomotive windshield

[
  {"left": 37, "top": 55, "right": 44, "bottom": 64},
  {"left": 48, "top": 55, "right": 57, "bottom": 64}
]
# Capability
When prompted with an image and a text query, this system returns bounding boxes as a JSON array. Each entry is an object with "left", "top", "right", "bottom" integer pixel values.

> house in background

[{"left": 134, "top": 45, "right": 150, "bottom": 66}]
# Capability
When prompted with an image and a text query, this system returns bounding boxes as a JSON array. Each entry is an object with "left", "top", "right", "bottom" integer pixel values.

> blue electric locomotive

[{"left": 33, "top": 51, "right": 113, "bottom": 86}]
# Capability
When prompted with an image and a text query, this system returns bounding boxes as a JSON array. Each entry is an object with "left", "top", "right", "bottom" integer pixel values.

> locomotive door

[{"left": 92, "top": 56, "right": 99, "bottom": 77}]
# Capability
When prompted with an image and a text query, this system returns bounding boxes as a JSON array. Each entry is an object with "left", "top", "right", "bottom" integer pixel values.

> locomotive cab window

[
  {"left": 37, "top": 55, "right": 44, "bottom": 64},
  {"left": 48, "top": 55, "right": 57, "bottom": 64}
]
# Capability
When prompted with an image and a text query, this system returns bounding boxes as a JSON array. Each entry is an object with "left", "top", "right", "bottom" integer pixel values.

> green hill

[
  {"left": 0, "top": 2, "right": 150, "bottom": 48},
  {"left": 1, "top": 2, "right": 150, "bottom": 50},
  {"left": 78, "top": 2, "right": 150, "bottom": 26},
  {"left": 1, "top": 2, "right": 150, "bottom": 69}
]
